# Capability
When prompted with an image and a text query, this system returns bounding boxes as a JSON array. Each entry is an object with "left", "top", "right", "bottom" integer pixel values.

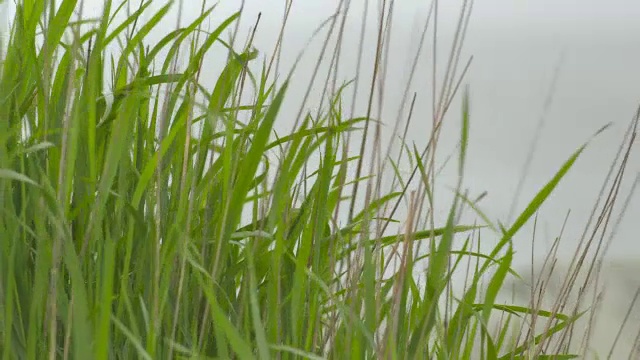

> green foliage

[{"left": 0, "top": 1, "right": 627, "bottom": 359}]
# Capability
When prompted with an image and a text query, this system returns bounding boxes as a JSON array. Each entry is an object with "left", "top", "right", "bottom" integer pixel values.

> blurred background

[{"left": 3, "top": 0, "right": 639, "bottom": 266}]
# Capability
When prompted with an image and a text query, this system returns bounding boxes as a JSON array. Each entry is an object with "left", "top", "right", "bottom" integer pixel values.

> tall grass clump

[{"left": 1, "top": 0, "right": 638, "bottom": 359}]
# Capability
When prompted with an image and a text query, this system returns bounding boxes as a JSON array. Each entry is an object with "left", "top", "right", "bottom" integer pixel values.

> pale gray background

[
  {"left": 3, "top": 0, "right": 639, "bottom": 266},
  {"left": 3, "top": 2, "right": 639, "bottom": 355}
]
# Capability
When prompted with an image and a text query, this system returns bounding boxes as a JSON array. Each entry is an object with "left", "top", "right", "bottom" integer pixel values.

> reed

[{"left": 0, "top": 0, "right": 637, "bottom": 358}]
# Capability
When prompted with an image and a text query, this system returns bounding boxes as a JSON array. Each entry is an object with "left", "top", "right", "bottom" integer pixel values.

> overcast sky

[
  {"left": 2, "top": 0, "right": 639, "bottom": 264},
  {"left": 176, "top": 0, "right": 640, "bottom": 263}
]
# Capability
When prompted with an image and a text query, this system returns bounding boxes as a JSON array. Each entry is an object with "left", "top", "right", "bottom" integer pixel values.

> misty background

[{"left": 2, "top": 0, "right": 639, "bottom": 267}]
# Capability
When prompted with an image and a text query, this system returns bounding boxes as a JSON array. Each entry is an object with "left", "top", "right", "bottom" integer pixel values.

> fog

[
  {"left": 3, "top": 0, "right": 639, "bottom": 355},
  {"left": 488, "top": 259, "right": 640, "bottom": 358},
  {"left": 96, "top": 0, "right": 640, "bottom": 263}
]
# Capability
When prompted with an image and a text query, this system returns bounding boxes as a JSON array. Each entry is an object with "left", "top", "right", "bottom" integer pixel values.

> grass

[{"left": 0, "top": 0, "right": 638, "bottom": 359}]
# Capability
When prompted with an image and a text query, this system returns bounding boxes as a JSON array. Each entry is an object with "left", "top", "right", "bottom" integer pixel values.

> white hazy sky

[{"left": 3, "top": 0, "right": 639, "bottom": 264}]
